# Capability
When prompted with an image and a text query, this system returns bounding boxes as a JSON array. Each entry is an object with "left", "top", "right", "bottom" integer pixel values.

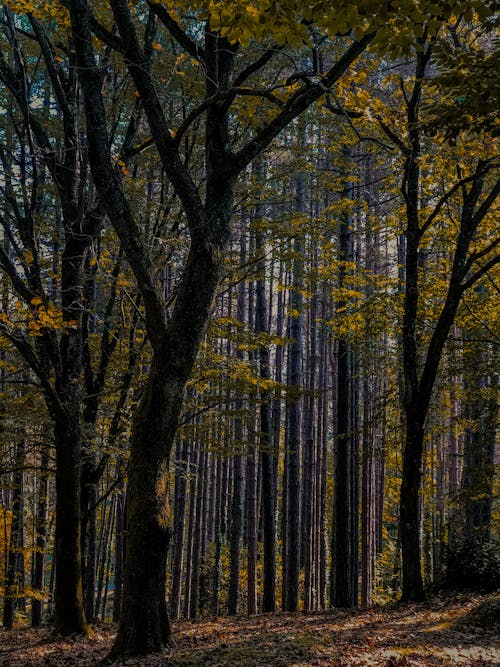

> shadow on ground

[{"left": 1, "top": 593, "right": 498, "bottom": 666}]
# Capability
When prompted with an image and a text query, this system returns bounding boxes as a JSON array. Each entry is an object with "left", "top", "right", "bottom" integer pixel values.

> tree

[
  {"left": 2, "top": 441, "right": 24, "bottom": 629},
  {"left": 372, "top": 34, "right": 500, "bottom": 600},
  {"left": 67, "top": 0, "right": 376, "bottom": 655},
  {"left": 0, "top": 11, "right": 97, "bottom": 630},
  {"left": 1, "top": 0, "right": 490, "bottom": 651},
  {"left": 0, "top": 5, "right": 147, "bottom": 630},
  {"left": 332, "top": 149, "right": 357, "bottom": 608}
]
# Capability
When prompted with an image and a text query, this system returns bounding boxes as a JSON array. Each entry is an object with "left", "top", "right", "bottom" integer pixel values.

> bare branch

[{"left": 146, "top": 0, "right": 205, "bottom": 63}]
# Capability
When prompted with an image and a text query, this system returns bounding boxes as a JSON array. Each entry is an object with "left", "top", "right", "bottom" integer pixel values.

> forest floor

[{"left": 0, "top": 592, "right": 498, "bottom": 667}]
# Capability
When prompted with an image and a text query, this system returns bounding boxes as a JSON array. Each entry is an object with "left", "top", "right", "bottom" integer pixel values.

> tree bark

[
  {"left": 52, "top": 406, "right": 87, "bottom": 634},
  {"left": 284, "top": 171, "right": 304, "bottom": 612},
  {"left": 228, "top": 245, "right": 247, "bottom": 615},
  {"left": 255, "top": 219, "right": 276, "bottom": 613},
  {"left": 170, "top": 439, "right": 188, "bottom": 620},
  {"left": 332, "top": 156, "right": 355, "bottom": 608},
  {"left": 32, "top": 447, "right": 49, "bottom": 627},
  {"left": 2, "top": 441, "right": 24, "bottom": 629}
]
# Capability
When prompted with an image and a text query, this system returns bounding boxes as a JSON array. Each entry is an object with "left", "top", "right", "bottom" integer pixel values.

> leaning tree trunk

[
  {"left": 110, "top": 356, "right": 179, "bottom": 653},
  {"left": 108, "top": 231, "right": 232, "bottom": 656}
]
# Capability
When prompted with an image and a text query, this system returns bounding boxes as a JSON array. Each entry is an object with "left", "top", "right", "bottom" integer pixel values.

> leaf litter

[{"left": 0, "top": 592, "right": 498, "bottom": 666}]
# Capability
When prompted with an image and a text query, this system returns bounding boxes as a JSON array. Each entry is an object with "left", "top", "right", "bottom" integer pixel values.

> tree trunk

[
  {"left": 332, "top": 159, "right": 355, "bottom": 608},
  {"left": 303, "top": 242, "right": 317, "bottom": 611},
  {"left": 190, "top": 447, "right": 206, "bottom": 619},
  {"left": 52, "top": 396, "right": 88, "bottom": 635},
  {"left": 110, "top": 356, "right": 188, "bottom": 652},
  {"left": 246, "top": 446, "right": 258, "bottom": 615},
  {"left": 82, "top": 481, "right": 97, "bottom": 621},
  {"left": 95, "top": 498, "right": 114, "bottom": 622},
  {"left": 361, "top": 373, "right": 375, "bottom": 608},
  {"left": 2, "top": 441, "right": 25, "bottom": 629},
  {"left": 228, "top": 451, "right": 243, "bottom": 615},
  {"left": 255, "top": 221, "right": 276, "bottom": 613},
  {"left": 284, "top": 152, "right": 305, "bottom": 612},
  {"left": 213, "top": 453, "right": 224, "bottom": 618},
  {"left": 463, "top": 339, "right": 497, "bottom": 539},
  {"left": 183, "top": 444, "right": 198, "bottom": 619},
  {"left": 400, "top": 417, "right": 426, "bottom": 601},
  {"left": 170, "top": 440, "right": 188, "bottom": 620},
  {"left": 32, "top": 447, "right": 50, "bottom": 627},
  {"left": 113, "top": 487, "right": 125, "bottom": 623},
  {"left": 228, "top": 248, "right": 247, "bottom": 615}
]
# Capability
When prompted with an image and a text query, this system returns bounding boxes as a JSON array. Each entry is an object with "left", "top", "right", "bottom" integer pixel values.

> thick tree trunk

[
  {"left": 53, "top": 407, "right": 88, "bottom": 635},
  {"left": 109, "top": 233, "right": 231, "bottom": 655},
  {"left": 109, "top": 360, "right": 177, "bottom": 654},
  {"left": 52, "top": 233, "right": 89, "bottom": 635},
  {"left": 400, "top": 418, "right": 426, "bottom": 601}
]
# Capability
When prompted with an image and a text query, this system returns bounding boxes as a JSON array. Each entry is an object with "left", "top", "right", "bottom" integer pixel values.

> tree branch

[
  {"left": 69, "top": 0, "right": 168, "bottom": 349},
  {"left": 231, "top": 34, "right": 373, "bottom": 174},
  {"left": 109, "top": 0, "right": 205, "bottom": 234},
  {"left": 461, "top": 254, "right": 500, "bottom": 292},
  {"left": 145, "top": 0, "right": 205, "bottom": 63},
  {"left": 233, "top": 46, "right": 282, "bottom": 86}
]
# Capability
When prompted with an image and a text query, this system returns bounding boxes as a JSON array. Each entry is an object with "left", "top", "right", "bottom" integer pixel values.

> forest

[{"left": 0, "top": 0, "right": 498, "bottom": 665}]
